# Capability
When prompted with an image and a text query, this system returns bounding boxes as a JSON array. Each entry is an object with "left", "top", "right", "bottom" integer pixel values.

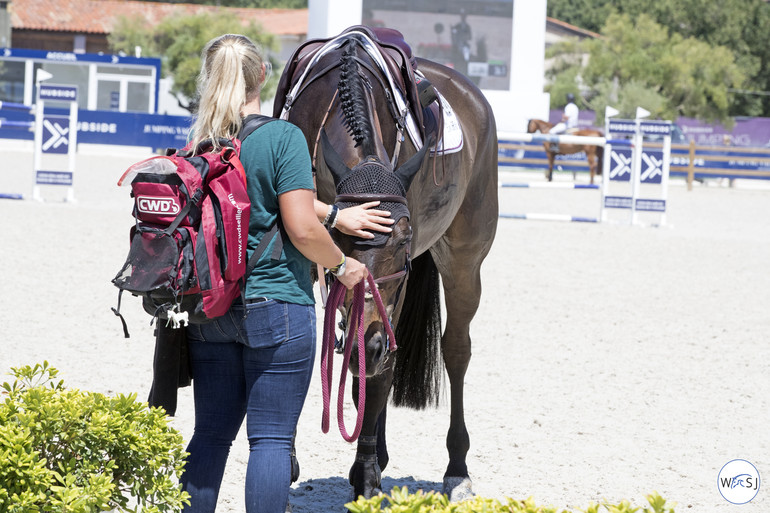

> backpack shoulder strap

[
  {"left": 226, "top": 115, "right": 276, "bottom": 187},
  {"left": 239, "top": 114, "right": 285, "bottom": 281},
  {"left": 239, "top": 114, "right": 277, "bottom": 141},
  {"left": 244, "top": 220, "right": 284, "bottom": 278}
]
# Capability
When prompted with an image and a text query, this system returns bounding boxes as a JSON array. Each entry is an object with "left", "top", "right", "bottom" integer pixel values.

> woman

[{"left": 180, "top": 34, "right": 383, "bottom": 512}]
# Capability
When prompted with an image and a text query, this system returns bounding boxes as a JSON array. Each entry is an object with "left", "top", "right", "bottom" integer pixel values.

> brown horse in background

[
  {"left": 274, "top": 26, "right": 498, "bottom": 503},
  {"left": 527, "top": 118, "right": 604, "bottom": 184}
]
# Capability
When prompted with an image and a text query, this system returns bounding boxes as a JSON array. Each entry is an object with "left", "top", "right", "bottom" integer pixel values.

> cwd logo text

[
  {"left": 137, "top": 196, "right": 180, "bottom": 215},
  {"left": 718, "top": 459, "right": 760, "bottom": 504}
]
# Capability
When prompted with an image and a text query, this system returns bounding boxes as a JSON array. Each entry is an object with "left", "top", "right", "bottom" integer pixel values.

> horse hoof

[{"left": 443, "top": 476, "right": 474, "bottom": 502}]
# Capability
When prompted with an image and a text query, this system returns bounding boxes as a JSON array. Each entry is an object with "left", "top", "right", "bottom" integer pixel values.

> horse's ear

[
  {"left": 321, "top": 129, "right": 352, "bottom": 185},
  {"left": 394, "top": 136, "right": 432, "bottom": 191}
]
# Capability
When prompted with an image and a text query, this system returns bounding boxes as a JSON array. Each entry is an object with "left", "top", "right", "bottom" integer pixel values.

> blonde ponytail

[{"left": 191, "top": 34, "right": 266, "bottom": 153}]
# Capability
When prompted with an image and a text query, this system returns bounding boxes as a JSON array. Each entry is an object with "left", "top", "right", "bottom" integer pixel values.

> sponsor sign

[
  {"left": 635, "top": 198, "right": 666, "bottom": 212},
  {"left": 608, "top": 119, "right": 671, "bottom": 137},
  {"left": 641, "top": 150, "right": 664, "bottom": 184},
  {"left": 608, "top": 120, "right": 637, "bottom": 134},
  {"left": 640, "top": 121, "right": 671, "bottom": 136},
  {"left": 39, "top": 84, "right": 78, "bottom": 102},
  {"left": 41, "top": 115, "right": 71, "bottom": 154},
  {"left": 603, "top": 195, "right": 633, "bottom": 209},
  {"left": 36, "top": 171, "right": 73, "bottom": 186},
  {"left": 610, "top": 148, "right": 632, "bottom": 181}
]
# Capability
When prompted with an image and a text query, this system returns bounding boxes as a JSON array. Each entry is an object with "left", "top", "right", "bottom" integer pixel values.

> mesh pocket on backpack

[{"left": 113, "top": 227, "right": 188, "bottom": 295}]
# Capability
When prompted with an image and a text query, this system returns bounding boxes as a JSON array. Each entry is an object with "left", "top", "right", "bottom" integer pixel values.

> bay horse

[
  {"left": 274, "top": 27, "right": 498, "bottom": 502},
  {"left": 526, "top": 118, "right": 604, "bottom": 184}
]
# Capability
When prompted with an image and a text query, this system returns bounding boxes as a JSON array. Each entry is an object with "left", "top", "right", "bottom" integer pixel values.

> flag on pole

[{"left": 36, "top": 69, "right": 54, "bottom": 83}]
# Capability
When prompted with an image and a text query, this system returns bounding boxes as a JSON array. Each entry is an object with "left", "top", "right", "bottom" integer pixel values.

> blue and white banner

[
  {"left": 3, "top": 47, "right": 160, "bottom": 68},
  {"left": 77, "top": 110, "right": 192, "bottom": 149},
  {"left": 0, "top": 107, "right": 192, "bottom": 150}
]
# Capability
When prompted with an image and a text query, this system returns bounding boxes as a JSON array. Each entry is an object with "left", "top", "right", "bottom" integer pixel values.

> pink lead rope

[{"left": 321, "top": 273, "right": 397, "bottom": 442}]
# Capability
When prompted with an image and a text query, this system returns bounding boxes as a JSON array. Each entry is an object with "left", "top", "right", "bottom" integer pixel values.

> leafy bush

[
  {"left": 0, "top": 362, "right": 189, "bottom": 512},
  {"left": 345, "top": 486, "right": 676, "bottom": 513}
]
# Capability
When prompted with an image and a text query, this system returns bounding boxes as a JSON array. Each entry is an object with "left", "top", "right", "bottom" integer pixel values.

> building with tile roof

[
  {"left": 2, "top": 0, "right": 308, "bottom": 60},
  {"left": 545, "top": 16, "right": 601, "bottom": 46},
  {"left": 0, "top": 0, "right": 598, "bottom": 130}
]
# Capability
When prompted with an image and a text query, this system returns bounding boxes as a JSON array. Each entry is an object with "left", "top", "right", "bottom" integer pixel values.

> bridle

[
  {"left": 333, "top": 191, "right": 412, "bottom": 294},
  {"left": 310, "top": 89, "right": 407, "bottom": 176},
  {"left": 302, "top": 39, "right": 426, "bottom": 444},
  {"left": 321, "top": 274, "right": 395, "bottom": 442},
  {"left": 298, "top": 42, "right": 408, "bottom": 176},
  {"left": 320, "top": 191, "right": 411, "bottom": 444}
]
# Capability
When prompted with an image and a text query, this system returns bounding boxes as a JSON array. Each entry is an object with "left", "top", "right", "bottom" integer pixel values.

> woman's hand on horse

[
  {"left": 337, "top": 256, "right": 369, "bottom": 289},
  {"left": 337, "top": 201, "right": 394, "bottom": 239}
]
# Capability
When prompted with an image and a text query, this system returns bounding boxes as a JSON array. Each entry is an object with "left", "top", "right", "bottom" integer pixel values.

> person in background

[
  {"left": 548, "top": 92, "right": 579, "bottom": 153},
  {"left": 450, "top": 9, "right": 473, "bottom": 75},
  {"left": 550, "top": 92, "right": 579, "bottom": 136},
  {"left": 179, "top": 33, "right": 377, "bottom": 513}
]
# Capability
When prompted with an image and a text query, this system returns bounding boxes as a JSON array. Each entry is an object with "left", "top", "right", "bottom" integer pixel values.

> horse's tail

[{"left": 391, "top": 250, "right": 443, "bottom": 410}]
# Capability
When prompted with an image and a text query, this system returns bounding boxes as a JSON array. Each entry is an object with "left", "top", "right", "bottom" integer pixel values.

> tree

[
  {"left": 109, "top": 11, "right": 280, "bottom": 112},
  {"left": 546, "top": 13, "right": 745, "bottom": 124},
  {"left": 546, "top": 0, "right": 770, "bottom": 117}
]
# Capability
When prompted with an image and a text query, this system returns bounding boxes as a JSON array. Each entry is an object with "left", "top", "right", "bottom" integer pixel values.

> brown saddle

[{"left": 273, "top": 25, "right": 432, "bottom": 141}]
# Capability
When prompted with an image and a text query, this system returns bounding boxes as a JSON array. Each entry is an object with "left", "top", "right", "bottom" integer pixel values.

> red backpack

[{"left": 112, "top": 115, "right": 278, "bottom": 337}]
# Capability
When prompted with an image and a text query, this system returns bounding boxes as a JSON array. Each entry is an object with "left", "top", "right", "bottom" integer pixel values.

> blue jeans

[{"left": 181, "top": 299, "right": 316, "bottom": 513}]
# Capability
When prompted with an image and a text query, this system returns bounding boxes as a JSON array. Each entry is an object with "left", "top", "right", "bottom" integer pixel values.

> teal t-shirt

[{"left": 240, "top": 119, "right": 316, "bottom": 304}]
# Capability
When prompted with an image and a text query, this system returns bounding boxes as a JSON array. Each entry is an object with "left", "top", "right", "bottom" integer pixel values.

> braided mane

[{"left": 338, "top": 42, "right": 375, "bottom": 154}]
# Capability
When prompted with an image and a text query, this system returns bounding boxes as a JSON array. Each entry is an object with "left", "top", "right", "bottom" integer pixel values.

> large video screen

[{"left": 362, "top": 0, "right": 513, "bottom": 90}]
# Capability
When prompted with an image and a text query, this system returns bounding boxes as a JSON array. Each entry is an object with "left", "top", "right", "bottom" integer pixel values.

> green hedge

[
  {"left": 0, "top": 362, "right": 189, "bottom": 512},
  {"left": 345, "top": 486, "right": 677, "bottom": 513}
]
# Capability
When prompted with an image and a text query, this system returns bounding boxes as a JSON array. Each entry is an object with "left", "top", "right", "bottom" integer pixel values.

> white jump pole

[
  {"left": 32, "top": 69, "right": 53, "bottom": 202},
  {"left": 497, "top": 131, "right": 610, "bottom": 147},
  {"left": 631, "top": 107, "right": 650, "bottom": 225},
  {"left": 601, "top": 106, "right": 619, "bottom": 222}
]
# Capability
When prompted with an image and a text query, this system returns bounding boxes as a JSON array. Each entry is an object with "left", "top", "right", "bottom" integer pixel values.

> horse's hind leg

[
  {"left": 432, "top": 214, "right": 496, "bottom": 501},
  {"left": 433, "top": 247, "right": 484, "bottom": 501},
  {"left": 547, "top": 152, "right": 555, "bottom": 181}
]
